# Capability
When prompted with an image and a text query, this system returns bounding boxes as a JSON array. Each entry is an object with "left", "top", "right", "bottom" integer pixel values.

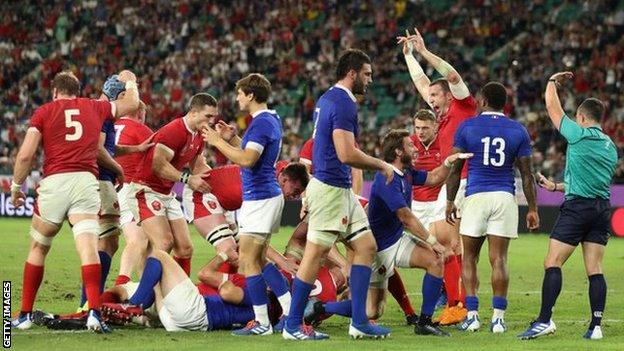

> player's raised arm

[
  {"left": 406, "top": 28, "right": 470, "bottom": 100},
  {"left": 203, "top": 126, "right": 261, "bottom": 168},
  {"left": 112, "top": 70, "right": 140, "bottom": 118},
  {"left": 545, "top": 71, "right": 574, "bottom": 130},
  {"left": 398, "top": 29, "right": 432, "bottom": 104},
  {"left": 423, "top": 152, "right": 474, "bottom": 186}
]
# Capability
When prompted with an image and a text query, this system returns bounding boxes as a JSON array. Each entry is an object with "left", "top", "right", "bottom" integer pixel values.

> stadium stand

[{"left": 1, "top": 0, "right": 623, "bottom": 182}]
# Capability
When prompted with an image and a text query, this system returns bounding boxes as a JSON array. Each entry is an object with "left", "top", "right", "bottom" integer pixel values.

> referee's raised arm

[{"left": 544, "top": 71, "right": 574, "bottom": 129}]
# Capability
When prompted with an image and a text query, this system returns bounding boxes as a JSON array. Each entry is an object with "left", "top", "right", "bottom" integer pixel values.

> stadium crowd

[{"left": 1, "top": 0, "right": 623, "bottom": 182}]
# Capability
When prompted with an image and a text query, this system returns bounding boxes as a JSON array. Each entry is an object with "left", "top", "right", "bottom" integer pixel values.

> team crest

[
  {"left": 208, "top": 201, "right": 217, "bottom": 210},
  {"left": 378, "top": 265, "right": 387, "bottom": 275},
  {"left": 151, "top": 201, "right": 162, "bottom": 211}
]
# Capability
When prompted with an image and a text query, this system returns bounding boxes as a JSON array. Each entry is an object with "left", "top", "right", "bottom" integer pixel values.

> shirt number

[
  {"left": 481, "top": 136, "right": 505, "bottom": 167},
  {"left": 64, "top": 109, "right": 83, "bottom": 141},
  {"left": 114, "top": 124, "right": 125, "bottom": 145}
]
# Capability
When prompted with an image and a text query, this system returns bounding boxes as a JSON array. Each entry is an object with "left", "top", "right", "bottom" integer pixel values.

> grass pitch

[{"left": 1, "top": 218, "right": 623, "bottom": 350}]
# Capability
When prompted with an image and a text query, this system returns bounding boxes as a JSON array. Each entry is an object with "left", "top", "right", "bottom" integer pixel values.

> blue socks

[
  {"left": 246, "top": 274, "right": 270, "bottom": 325},
  {"left": 324, "top": 300, "right": 352, "bottom": 317},
  {"left": 492, "top": 296, "right": 507, "bottom": 310},
  {"left": 80, "top": 251, "right": 112, "bottom": 306},
  {"left": 588, "top": 274, "right": 606, "bottom": 329},
  {"left": 420, "top": 273, "right": 443, "bottom": 318},
  {"left": 465, "top": 295, "right": 479, "bottom": 312},
  {"left": 538, "top": 267, "right": 562, "bottom": 323},
  {"left": 350, "top": 264, "right": 372, "bottom": 325},
  {"left": 262, "top": 263, "right": 291, "bottom": 316},
  {"left": 129, "top": 257, "right": 161, "bottom": 308},
  {"left": 285, "top": 277, "right": 313, "bottom": 329}
]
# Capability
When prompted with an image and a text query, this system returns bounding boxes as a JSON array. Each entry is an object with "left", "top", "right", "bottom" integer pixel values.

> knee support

[
  {"left": 30, "top": 227, "right": 54, "bottom": 247},
  {"left": 72, "top": 219, "right": 100, "bottom": 238},
  {"left": 206, "top": 224, "right": 234, "bottom": 246}
]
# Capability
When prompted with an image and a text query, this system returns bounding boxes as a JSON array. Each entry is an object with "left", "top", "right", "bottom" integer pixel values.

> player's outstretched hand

[
  {"left": 535, "top": 172, "right": 556, "bottom": 191},
  {"left": 11, "top": 189, "right": 25, "bottom": 208},
  {"left": 398, "top": 29, "right": 414, "bottom": 55},
  {"left": 117, "top": 70, "right": 137, "bottom": 83},
  {"left": 380, "top": 162, "right": 395, "bottom": 185},
  {"left": 445, "top": 200, "right": 458, "bottom": 225},
  {"left": 215, "top": 120, "right": 237, "bottom": 142},
  {"left": 548, "top": 71, "right": 573, "bottom": 86},
  {"left": 202, "top": 126, "right": 221, "bottom": 145},
  {"left": 188, "top": 172, "right": 211, "bottom": 193},
  {"left": 526, "top": 210, "right": 540, "bottom": 231},
  {"left": 444, "top": 152, "right": 474, "bottom": 167}
]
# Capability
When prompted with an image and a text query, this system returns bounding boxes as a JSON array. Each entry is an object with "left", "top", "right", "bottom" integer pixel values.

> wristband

[
  {"left": 217, "top": 251, "right": 228, "bottom": 262},
  {"left": 426, "top": 235, "right": 438, "bottom": 246},
  {"left": 125, "top": 81, "right": 138, "bottom": 90},
  {"left": 548, "top": 79, "right": 561, "bottom": 87},
  {"left": 10, "top": 181, "right": 22, "bottom": 192},
  {"left": 180, "top": 170, "right": 191, "bottom": 184},
  {"left": 444, "top": 157, "right": 452, "bottom": 168}
]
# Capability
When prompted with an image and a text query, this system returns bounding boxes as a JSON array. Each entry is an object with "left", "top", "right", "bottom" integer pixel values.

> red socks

[
  {"left": 115, "top": 274, "right": 131, "bottom": 286},
  {"left": 20, "top": 262, "right": 44, "bottom": 313},
  {"left": 444, "top": 255, "right": 464, "bottom": 306},
  {"left": 82, "top": 264, "right": 102, "bottom": 311},
  {"left": 388, "top": 269, "right": 415, "bottom": 316},
  {"left": 173, "top": 256, "right": 191, "bottom": 276}
]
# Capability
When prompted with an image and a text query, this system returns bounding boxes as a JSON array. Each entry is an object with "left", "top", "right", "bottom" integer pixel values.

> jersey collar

[
  {"left": 391, "top": 165, "right": 404, "bottom": 177},
  {"left": 251, "top": 109, "right": 276, "bottom": 118},
  {"left": 182, "top": 116, "right": 196, "bottom": 135},
  {"left": 480, "top": 111, "right": 506, "bottom": 117},
  {"left": 334, "top": 84, "right": 357, "bottom": 102}
]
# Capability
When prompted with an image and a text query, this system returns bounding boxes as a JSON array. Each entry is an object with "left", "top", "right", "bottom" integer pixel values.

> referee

[{"left": 519, "top": 71, "right": 618, "bottom": 340}]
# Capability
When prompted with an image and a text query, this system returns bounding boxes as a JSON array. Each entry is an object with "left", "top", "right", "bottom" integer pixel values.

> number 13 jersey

[{"left": 453, "top": 112, "right": 532, "bottom": 197}]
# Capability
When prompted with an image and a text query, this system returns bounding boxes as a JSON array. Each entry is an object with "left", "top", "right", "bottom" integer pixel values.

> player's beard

[
  {"left": 400, "top": 152, "right": 412, "bottom": 168},
  {"left": 352, "top": 76, "right": 367, "bottom": 95}
]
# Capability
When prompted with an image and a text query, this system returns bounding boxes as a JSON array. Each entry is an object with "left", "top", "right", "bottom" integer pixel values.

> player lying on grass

[{"left": 305, "top": 129, "right": 472, "bottom": 337}]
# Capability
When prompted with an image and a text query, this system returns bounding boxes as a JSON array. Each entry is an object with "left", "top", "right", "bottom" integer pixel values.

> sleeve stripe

[
  {"left": 299, "top": 158, "right": 312, "bottom": 165},
  {"left": 245, "top": 141, "right": 264, "bottom": 154},
  {"left": 156, "top": 143, "right": 175, "bottom": 156}
]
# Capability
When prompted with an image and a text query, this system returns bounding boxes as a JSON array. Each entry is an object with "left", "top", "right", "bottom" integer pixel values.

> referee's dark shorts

[{"left": 550, "top": 197, "right": 611, "bottom": 246}]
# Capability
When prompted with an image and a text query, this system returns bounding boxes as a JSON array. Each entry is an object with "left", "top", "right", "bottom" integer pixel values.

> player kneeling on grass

[{"left": 305, "top": 129, "right": 471, "bottom": 336}]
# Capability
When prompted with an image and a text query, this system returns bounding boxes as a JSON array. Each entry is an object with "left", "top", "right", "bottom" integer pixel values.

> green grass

[{"left": 2, "top": 218, "right": 624, "bottom": 350}]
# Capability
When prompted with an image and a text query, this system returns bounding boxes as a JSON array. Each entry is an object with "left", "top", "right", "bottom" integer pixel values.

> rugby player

[
  {"left": 446, "top": 82, "right": 539, "bottom": 333},
  {"left": 10, "top": 70, "right": 140, "bottom": 332}
]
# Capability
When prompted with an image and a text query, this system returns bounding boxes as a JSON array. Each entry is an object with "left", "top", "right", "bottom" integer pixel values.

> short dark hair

[
  {"left": 281, "top": 162, "right": 309, "bottom": 188},
  {"left": 52, "top": 71, "right": 80, "bottom": 96},
  {"left": 414, "top": 109, "right": 436, "bottom": 122},
  {"left": 429, "top": 78, "right": 450, "bottom": 93},
  {"left": 578, "top": 98, "right": 605, "bottom": 122},
  {"left": 336, "top": 49, "right": 371, "bottom": 80},
  {"left": 381, "top": 129, "right": 410, "bottom": 163},
  {"left": 188, "top": 93, "right": 217, "bottom": 111},
  {"left": 235, "top": 73, "right": 271, "bottom": 103},
  {"left": 479, "top": 82, "right": 507, "bottom": 110}
]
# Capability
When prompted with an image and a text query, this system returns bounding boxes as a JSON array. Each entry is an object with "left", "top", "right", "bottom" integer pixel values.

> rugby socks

[
  {"left": 173, "top": 256, "right": 191, "bottom": 276},
  {"left": 588, "top": 274, "right": 606, "bottom": 329},
  {"left": 115, "top": 274, "right": 131, "bottom": 286},
  {"left": 444, "top": 255, "right": 463, "bottom": 306},
  {"left": 350, "top": 264, "right": 372, "bottom": 325},
  {"left": 20, "top": 262, "right": 44, "bottom": 314},
  {"left": 324, "top": 300, "right": 352, "bottom": 317},
  {"left": 537, "top": 267, "right": 562, "bottom": 323},
  {"left": 465, "top": 295, "right": 479, "bottom": 319},
  {"left": 388, "top": 269, "right": 416, "bottom": 316},
  {"left": 82, "top": 263, "right": 102, "bottom": 311},
  {"left": 80, "top": 251, "right": 112, "bottom": 306},
  {"left": 246, "top": 274, "right": 270, "bottom": 326},
  {"left": 129, "top": 257, "right": 161, "bottom": 308},
  {"left": 240, "top": 287, "right": 252, "bottom": 307},
  {"left": 421, "top": 273, "right": 444, "bottom": 319},
  {"left": 491, "top": 296, "right": 507, "bottom": 321},
  {"left": 285, "top": 277, "right": 313, "bottom": 329},
  {"left": 262, "top": 263, "right": 291, "bottom": 316}
]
